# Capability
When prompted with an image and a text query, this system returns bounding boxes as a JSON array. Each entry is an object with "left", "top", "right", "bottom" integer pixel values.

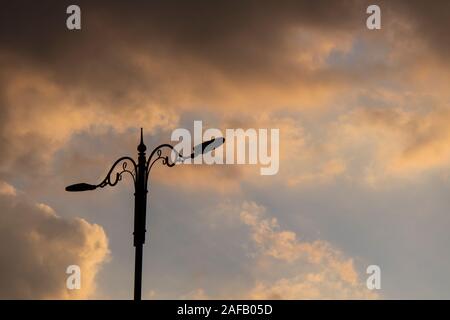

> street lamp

[{"left": 65, "top": 128, "right": 224, "bottom": 300}]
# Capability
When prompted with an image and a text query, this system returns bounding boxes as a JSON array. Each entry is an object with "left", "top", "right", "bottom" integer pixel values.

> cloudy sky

[{"left": 0, "top": 0, "right": 449, "bottom": 299}]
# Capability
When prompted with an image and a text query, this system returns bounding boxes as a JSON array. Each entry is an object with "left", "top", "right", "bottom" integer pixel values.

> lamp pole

[
  {"left": 66, "top": 128, "right": 224, "bottom": 300},
  {"left": 133, "top": 132, "right": 147, "bottom": 300}
]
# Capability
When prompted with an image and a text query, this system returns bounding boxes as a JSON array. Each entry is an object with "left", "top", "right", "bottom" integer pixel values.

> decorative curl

[
  {"left": 97, "top": 157, "right": 138, "bottom": 189},
  {"left": 146, "top": 144, "right": 184, "bottom": 179}
]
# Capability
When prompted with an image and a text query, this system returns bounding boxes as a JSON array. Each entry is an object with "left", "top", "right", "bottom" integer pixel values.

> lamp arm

[
  {"left": 96, "top": 156, "right": 138, "bottom": 189},
  {"left": 146, "top": 144, "right": 184, "bottom": 179}
]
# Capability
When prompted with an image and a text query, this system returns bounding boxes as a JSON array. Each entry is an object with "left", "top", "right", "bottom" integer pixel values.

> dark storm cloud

[
  {"left": 1, "top": 1, "right": 448, "bottom": 69},
  {"left": 0, "top": 0, "right": 361, "bottom": 65},
  {"left": 0, "top": 0, "right": 363, "bottom": 112},
  {"left": 388, "top": 0, "right": 450, "bottom": 58},
  {"left": 0, "top": 0, "right": 447, "bottom": 112}
]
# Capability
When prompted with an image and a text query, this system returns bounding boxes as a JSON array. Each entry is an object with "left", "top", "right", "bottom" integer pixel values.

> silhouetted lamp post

[{"left": 66, "top": 129, "right": 224, "bottom": 300}]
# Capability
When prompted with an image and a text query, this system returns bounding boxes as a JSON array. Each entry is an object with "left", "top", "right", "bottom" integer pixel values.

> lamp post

[{"left": 66, "top": 128, "right": 224, "bottom": 300}]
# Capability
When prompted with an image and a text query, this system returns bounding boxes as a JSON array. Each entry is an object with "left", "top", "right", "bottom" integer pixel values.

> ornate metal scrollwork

[
  {"left": 97, "top": 156, "right": 138, "bottom": 189},
  {"left": 146, "top": 144, "right": 184, "bottom": 179}
]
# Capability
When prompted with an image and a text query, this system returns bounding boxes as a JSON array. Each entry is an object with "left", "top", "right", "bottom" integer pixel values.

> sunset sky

[{"left": 1, "top": 0, "right": 450, "bottom": 299}]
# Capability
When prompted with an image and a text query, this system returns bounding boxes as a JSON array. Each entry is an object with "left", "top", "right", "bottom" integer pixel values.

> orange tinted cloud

[
  {"left": 0, "top": 182, "right": 109, "bottom": 299},
  {"left": 235, "top": 201, "right": 375, "bottom": 299}
]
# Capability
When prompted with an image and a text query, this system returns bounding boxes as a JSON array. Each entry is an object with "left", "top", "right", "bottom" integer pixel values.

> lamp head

[
  {"left": 190, "top": 137, "right": 225, "bottom": 159},
  {"left": 65, "top": 183, "right": 97, "bottom": 192}
]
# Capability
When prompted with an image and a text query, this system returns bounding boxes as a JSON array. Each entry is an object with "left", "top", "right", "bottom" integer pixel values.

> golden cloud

[
  {"left": 0, "top": 181, "right": 109, "bottom": 299},
  {"left": 239, "top": 201, "right": 376, "bottom": 299}
]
